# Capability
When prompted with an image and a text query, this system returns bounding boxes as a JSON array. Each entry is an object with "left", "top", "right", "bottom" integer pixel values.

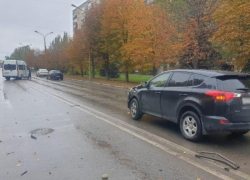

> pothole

[{"left": 30, "top": 128, "right": 54, "bottom": 136}]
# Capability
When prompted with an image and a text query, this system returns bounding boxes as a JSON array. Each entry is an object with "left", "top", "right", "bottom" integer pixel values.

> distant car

[
  {"left": 128, "top": 69, "right": 250, "bottom": 141},
  {"left": 47, "top": 70, "right": 63, "bottom": 80},
  {"left": 36, "top": 69, "right": 48, "bottom": 77}
]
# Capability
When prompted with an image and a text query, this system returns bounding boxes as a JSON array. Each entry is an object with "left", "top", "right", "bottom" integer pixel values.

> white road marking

[{"left": 27, "top": 82, "right": 250, "bottom": 180}]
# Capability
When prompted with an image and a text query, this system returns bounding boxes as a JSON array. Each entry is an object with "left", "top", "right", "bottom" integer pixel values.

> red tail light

[
  {"left": 205, "top": 91, "right": 241, "bottom": 101},
  {"left": 220, "top": 120, "right": 230, "bottom": 124}
]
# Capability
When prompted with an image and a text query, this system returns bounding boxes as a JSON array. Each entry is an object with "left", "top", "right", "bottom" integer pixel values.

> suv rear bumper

[{"left": 202, "top": 116, "right": 250, "bottom": 132}]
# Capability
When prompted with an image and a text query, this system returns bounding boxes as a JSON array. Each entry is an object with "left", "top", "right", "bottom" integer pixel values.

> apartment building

[
  {"left": 73, "top": 0, "right": 100, "bottom": 31},
  {"left": 73, "top": 0, "right": 154, "bottom": 31}
]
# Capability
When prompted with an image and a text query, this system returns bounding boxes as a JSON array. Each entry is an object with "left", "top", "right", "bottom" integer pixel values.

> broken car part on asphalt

[{"left": 195, "top": 151, "right": 240, "bottom": 170}]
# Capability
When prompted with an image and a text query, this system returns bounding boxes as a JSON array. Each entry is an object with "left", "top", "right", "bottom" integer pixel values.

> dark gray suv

[{"left": 128, "top": 70, "right": 250, "bottom": 141}]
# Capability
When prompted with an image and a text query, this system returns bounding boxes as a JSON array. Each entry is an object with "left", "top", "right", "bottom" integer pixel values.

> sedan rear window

[{"left": 217, "top": 76, "right": 250, "bottom": 92}]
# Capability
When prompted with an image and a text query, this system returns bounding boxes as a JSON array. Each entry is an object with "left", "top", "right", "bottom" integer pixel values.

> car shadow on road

[{"left": 139, "top": 115, "right": 250, "bottom": 149}]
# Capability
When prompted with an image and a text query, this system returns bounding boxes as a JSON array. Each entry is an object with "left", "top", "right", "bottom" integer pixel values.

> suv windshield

[{"left": 217, "top": 76, "right": 250, "bottom": 92}]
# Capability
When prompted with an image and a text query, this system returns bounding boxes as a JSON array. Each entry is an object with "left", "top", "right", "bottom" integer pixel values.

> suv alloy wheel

[
  {"left": 130, "top": 99, "right": 142, "bottom": 120},
  {"left": 180, "top": 111, "right": 202, "bottom": 141}
]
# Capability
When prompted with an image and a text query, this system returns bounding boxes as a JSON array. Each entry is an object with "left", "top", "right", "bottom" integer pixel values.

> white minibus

[{"left": 2, "top": 60, "right": 29, "bottom": 80}]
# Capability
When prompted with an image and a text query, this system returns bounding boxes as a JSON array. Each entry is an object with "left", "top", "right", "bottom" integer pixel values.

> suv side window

[
  {"left": 168, "top": 72, "right": 191, "bottom": 87},
  {"left": 149, "top": 73, "right": 171, "bottom": 88},
  {"left": 187, "top": 74, "right": 194, "bottom": 86},
  {"left": 194, "top": 74, "right": 207, "bottom": 86}
]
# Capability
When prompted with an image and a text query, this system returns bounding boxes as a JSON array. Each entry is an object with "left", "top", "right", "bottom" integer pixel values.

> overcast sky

[{"left": 0, "top": 0, "right": 86, "bottom": 60}]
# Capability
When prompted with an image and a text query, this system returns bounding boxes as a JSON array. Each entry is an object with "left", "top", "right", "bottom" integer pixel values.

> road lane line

[{"left": 26, "top": 82, "right": 250, "bottom": 180}]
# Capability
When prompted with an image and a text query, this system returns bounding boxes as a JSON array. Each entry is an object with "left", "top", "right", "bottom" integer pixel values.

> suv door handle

[
  {"left": 179, "top": 94, "right": 187, "bottom": 96},
  {"left": 155, "top": 92, "right": 161, "bottom": 94}
]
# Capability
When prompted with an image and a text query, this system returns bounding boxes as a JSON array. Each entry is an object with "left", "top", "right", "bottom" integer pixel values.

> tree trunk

[
  {"left": 80, "top": 66, "right": 84, "bottom": 77},
  {"left": 192, "top": 59, "right": 198, "bottom": 69},
  {"left": 125, "top": 71, "right": 129, "bottom": 83},
  {"left": 152, "top": 66, "right": 157, "bottom": 76},
  {"left": 92, "top": 57, "right": 95, "bottom": 78},
  {"left": 105, "top": 54, "right": 110, "bottom": 80}
]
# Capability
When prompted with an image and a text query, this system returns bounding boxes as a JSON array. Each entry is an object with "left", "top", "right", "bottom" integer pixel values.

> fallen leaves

[{"left": 102, "top": 174, "right": 108, "bottom": 179}]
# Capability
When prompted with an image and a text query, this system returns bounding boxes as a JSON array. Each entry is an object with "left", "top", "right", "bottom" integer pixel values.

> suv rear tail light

[
  {"left": 220, "top": 120, "right": 230, "bottom": 124},
  {"left": 205, "top": 91, "right": 241, "bottom": 101}
]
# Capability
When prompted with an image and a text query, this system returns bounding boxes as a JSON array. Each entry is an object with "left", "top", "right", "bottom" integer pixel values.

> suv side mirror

[{"left": 142, "top": 82, "right": 148, "bottom": 88}]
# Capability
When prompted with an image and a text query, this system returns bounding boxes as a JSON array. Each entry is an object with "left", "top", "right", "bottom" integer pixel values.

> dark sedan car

[
  {"left": 47, "top": 70, "right": 63, "bottom": 80},
  {"left": 128, "top": 70, "right": 250, "bottom": 141}
]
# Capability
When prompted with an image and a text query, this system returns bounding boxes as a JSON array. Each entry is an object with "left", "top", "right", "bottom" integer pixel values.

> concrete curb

[{"left": 66, "top": 78, "right": 131, "bottom": 90}]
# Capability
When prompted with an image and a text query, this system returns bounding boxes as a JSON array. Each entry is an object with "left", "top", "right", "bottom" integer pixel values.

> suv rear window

[{"left": 217, "top": 76, "right": 250, "bottom": 92}]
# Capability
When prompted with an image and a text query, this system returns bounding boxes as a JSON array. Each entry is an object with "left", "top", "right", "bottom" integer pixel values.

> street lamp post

[
  {"left": 71, "top": 4, "right": 91, "bottom": 80},
  {"left": 34, "top": 31, "right": 53, "bottom": 68},
  {"left": 34, "top": 31, "right": 53, "bottom": 51}
]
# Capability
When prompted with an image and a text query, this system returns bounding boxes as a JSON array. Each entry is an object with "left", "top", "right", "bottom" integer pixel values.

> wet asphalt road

[{"left": 1, "top": 72, "right": 250, "bottom": 180}]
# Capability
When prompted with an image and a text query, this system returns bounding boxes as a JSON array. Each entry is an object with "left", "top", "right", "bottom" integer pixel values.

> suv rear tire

[
  {"left": 180, "top": 111, "right": 202, "bottom": 142},
  {"left": 130, "top": 98, "right": 142, "bottom": 120},
  {"left": 231, "top": 131, "right": 249, "bottom": 136}
]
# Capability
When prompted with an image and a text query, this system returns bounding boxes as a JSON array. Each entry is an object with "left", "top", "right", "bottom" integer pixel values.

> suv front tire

[{"left": 130, "top": 98, "right": 142, "bottom": 120}]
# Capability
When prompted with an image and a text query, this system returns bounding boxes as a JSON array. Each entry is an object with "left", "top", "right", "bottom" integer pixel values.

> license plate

[{"left": 242, "top": 97, "right": 250, "bottom": 105}]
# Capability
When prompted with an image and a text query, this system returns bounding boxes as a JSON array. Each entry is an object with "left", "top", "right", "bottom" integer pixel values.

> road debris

[
  {"left": 0, "top": 140, "right": 2, "bottom": 143},
  {"left": 48, "top": 171, "right": 52, "bottom": 175},
  {"left": 6, "top": 152, "right": 14, "bottom": 155},
  {"left": 31, "top": 135, "right": 37, "bottom": 140},
  {"left": 102, "top": 174, "right": 108, "bottom": 179},
  {"left": 21, "top": 171, "right": 27, "bottom": 176},
  {"left": 195, "top": 151, "right": 240, "bottom": 170},
  {"left": 34, "top": 152, "right": 37, "bottom": 155},
  {"left": 17, "top": 164, "right": 21, "bottom": 167},
  {"left": 37, "top": 159, "right": 40, "bottom": 161},
  {"left": 224, "top": 168, "right": 230, "bottom": 172},
  {"left": 31, "top": 128, "right": 54, "bottom": 136}
]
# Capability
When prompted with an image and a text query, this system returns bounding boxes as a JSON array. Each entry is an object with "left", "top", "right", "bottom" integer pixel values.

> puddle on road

[{"left": 30, "top": 128, "right": 54, "bottom": 136}]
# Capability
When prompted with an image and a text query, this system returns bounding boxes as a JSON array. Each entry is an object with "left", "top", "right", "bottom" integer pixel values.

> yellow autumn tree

[
  {"left": 65, "top": 30, "right": 88, "bottom": 77},
  {"left": 125, "top": 4, "right": 180, "bottom": 75},
  {"left": 213, "top": 0, "right": 250, "bottom": 70},
  {"left": 100, "top": 0, "right": 145, "bottom": 82}
]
